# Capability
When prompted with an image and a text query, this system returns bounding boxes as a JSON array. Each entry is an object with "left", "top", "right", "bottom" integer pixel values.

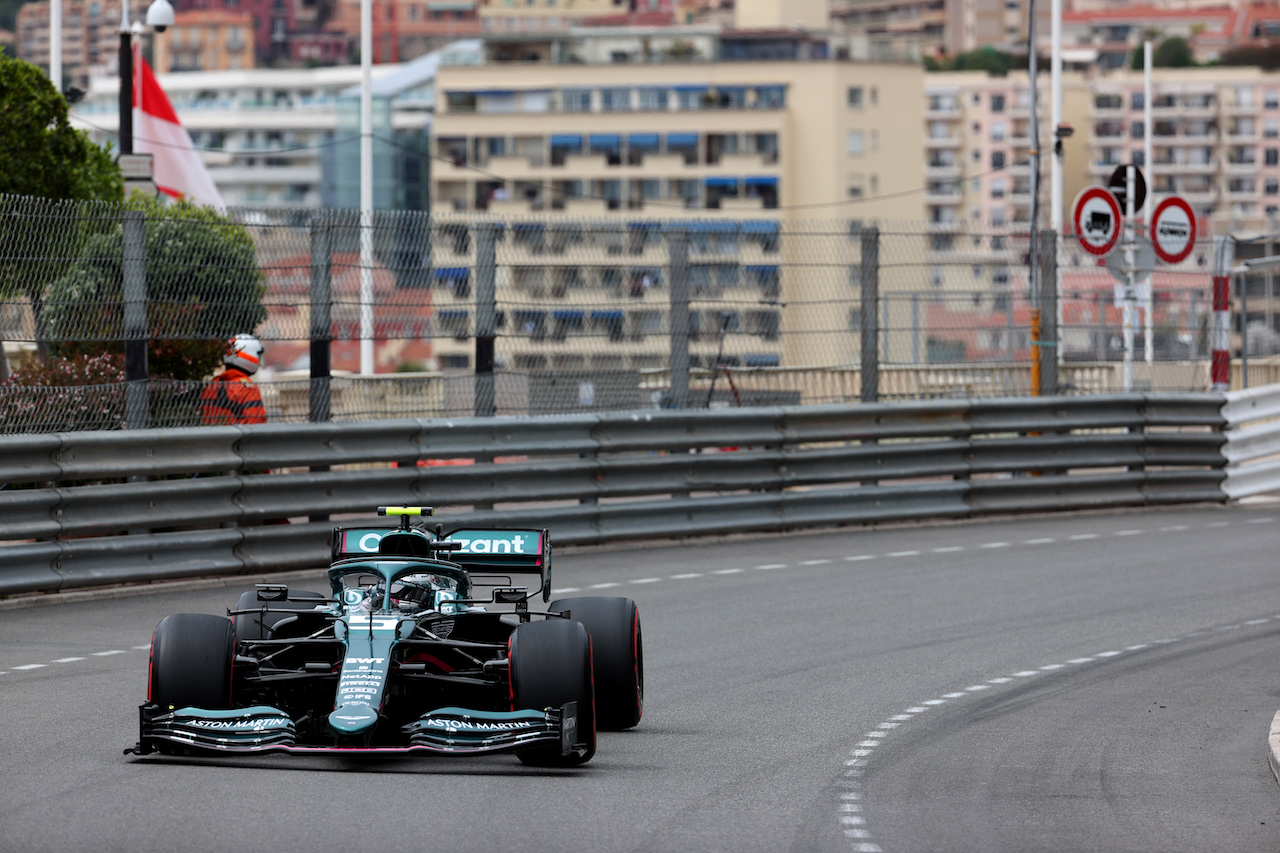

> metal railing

[{"left": 0, "top": 393, "right": 1227, "bottom": 597}]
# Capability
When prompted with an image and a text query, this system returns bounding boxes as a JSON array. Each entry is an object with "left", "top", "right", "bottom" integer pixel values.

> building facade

[{"left": 151, "top": 9, "right": 256, "bottom": 72}]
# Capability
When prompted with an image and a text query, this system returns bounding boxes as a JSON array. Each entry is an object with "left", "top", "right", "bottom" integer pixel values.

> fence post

[
  {"left": 1038, "top": 229, "right": 1059, "bottom": 396},
  {"left": 309, "top": 212, "right": 332, "bottom": 423},
  {"left": 1211, "top": 235, "right": 1233, "bottom": 391},
  {"left": 474, "top": 222, "right": 497, "bottom": 417},
  {"left": 860, "top": 226, "right": 879, "bottom": 403},
  {"left": 668, "top": 226, "right": 690, "bottom": 409},
  {"left": 122, "top": 209, "right": 149, "bottom": 430}
]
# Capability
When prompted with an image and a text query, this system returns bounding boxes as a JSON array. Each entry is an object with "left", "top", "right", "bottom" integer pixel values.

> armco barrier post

[
  {"left": 309, "top": 212, "right": 332, "bottom": 423},
  {"left": 860, "top": 226, "right": 880, "bottom": 403},
  {"left": 1211, "top": 235, "right": 1233, "bottom": 391},
  {"left": 1038, "top": 229, "right": 1059, "bottom": 396},
  {"left": 475, "top": 223, "right": 497, "bottom": 418},
  {"left": 668, "top": 227, "right": 690, "bottom": 409},
  {"left": 122, "top": 209, "right": 149, "bottom": 429}
]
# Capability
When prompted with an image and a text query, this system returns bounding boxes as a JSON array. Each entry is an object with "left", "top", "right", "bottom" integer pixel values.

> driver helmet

[{"left": 223, "top": 334, "right": 264, "bottom": 375}]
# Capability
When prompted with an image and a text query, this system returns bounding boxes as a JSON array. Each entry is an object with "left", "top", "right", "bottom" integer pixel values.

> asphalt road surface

[{"left": 3, "top": 503, "right": 1280, "bottom": 853}]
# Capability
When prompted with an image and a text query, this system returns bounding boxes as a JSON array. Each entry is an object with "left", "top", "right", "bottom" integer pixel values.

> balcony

[
  {"left": 1225, "top": 99, "right": 1259, "bottom": 115},
  {"left": 1225, "top": 130, "right": 1259, "bottom": 144},
  {"left": 926, "top": 163, "right": 962, "bottom": 179},
  {"left": 925, "top": 103, "right": 962, "bottom": 120},
  {"left": 925, "top": 188, "right": 963, "bottom": 204},
  {"left": 924, "top": 133, "right": 962, "bottom": 148}
]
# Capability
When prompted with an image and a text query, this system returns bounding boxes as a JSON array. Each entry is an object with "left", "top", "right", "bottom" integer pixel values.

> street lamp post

[{"left": 117, "top": 0, "right": 173, "bottom": 429}]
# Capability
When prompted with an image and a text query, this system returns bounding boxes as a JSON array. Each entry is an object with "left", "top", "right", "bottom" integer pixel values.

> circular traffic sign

[
  {"left": 1150, "top": 195, "right": 1197, "bottom": 265},
  {"left": 1072, "top": 186, "right": 1122, "bottom": 257},
  {"left": 1108, "top": 163, "right": 1147, "bottom": 214}
]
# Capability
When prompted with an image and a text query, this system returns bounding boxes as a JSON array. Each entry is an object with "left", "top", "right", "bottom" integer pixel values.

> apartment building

[
  {"left": 151, "top": 9, "right": 256, "bottom": 72},
  {"left": 15, "top": 0, "right": 117, "bottom": 88},
  {"left": 830, "top": 0, "right": 1052, "bottom": 61},
  {"left": 1086, "top": 66, "right": 1280, "bottom": 231},
  {"left": 71, "top": 63, "right": 403, "bottom": 207},
  {"left": 326, "top": 0, "right": 482, "bottom": 62},
  {"left": 426, "top": 24, "right": 923, "bottom": 374}
]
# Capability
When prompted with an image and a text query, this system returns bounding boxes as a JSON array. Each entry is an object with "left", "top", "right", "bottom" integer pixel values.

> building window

[
  {"left": 1131, "top": 92, "right": 1144, "bottom": 111},
  {"left": 847, "top": 86, "right": 863, "bottom": 108},
  {"left": 1268, "top": 148, "right": 1279, "bottom": 166},
  {"left": 637, "top": 87, "right": 668, "bottom": 110},
  {"left": 1267, "top": 179, "right": 1279, "bottom": 195},
  {"left": 600, "top": 87, "right": 631, "bottom": 112},
  {"left": 991, "top": 151, "right": 1005, "bottom": 169},
  {"left": 1268, "top": 90, "right": 1280, "bottom": 109},
  {"left": 561, "top": 88, "right": 591, "bottom": 112},
  {"left": 1130, "top": 121, "right": 1144, "bottom": 139},
  {"left": 990, "top": 93, "right": 1005, "bottom": 112},
  {"left": 991, "top": 122, "right": 1006, "bottom": 141},
  {"left": 847, "top": 131, "right": 864, "bottom": 155}
]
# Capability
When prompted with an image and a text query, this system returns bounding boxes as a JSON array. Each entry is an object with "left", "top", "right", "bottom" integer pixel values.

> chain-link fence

[{"left": 0, "top": 193, "right": 1250, "bottom": 433}]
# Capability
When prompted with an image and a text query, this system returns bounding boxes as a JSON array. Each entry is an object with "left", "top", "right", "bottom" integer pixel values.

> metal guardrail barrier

[
  {"left": 1222, "top": 383, "right": 1280, "bottom": 499},
  {"left": 0, "top": 394, "right": 1229, "bottom": 597}
]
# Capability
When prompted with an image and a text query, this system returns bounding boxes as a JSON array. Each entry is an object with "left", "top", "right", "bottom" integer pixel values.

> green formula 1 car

[{"left": 126, "top": 506, "right": 643, "bottom": 766}]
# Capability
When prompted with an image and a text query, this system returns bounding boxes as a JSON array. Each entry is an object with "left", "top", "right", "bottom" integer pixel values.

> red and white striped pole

[{"left": 1210, "top": 235, "right": 1233, "bottom": 390}]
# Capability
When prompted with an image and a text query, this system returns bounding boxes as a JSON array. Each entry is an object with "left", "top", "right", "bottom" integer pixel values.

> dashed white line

[
  {"left": 713, "top": 568, "right": 744, "bottom": 575},
  {"left": 1114, "top": 529, "right": 1144, "bottom": 536},
  {"left": 1096, "top": 651, "right": 1122, "bottom": 657},
  {"left": 1246, "top": 619, "right": 1270, "bottom": 625},
  {"left": 801, "top": 559, "right": 831, "bottom": 566},
  {"left": 52, "top": 657, "right": 85, "bottom": 663},
  {"left": 13, "top": 664, "right": 46, "bottom": 671},
  {"left": 1246, "top": 517, "right": 1274, "bottom": 524},
  {"left": 987, "top": 677, "right": 1012, "bottom": 684},
  {"left": 1012, "top": 670, "right": 1040, "bottom": 677},
  {"left": 965, "top": 684, "right": 990, "bottom": 691},
  {"left": 1069, "top": 533, "right": 1098, "bottom": 540},
  {"left": 922, "top": 699, "right": 947, "bottom": 705},
  {"left": 670, "top": 573, "right": 702, "bottom": 580},
  {"left": 132, "top": 644, "right": 151, "bottom": 650},
  {"left": 942, "top": 692, "right": 967, "bottom": 698},
  {"left": 590, "top": 583, "right": 620, "bottom": 589},
  {"left": 629, "top": 577, "right": 662, "bottom": 584},
  {"left": 1206, "top": 521, "right": 1231, "bottom": 528},
  {"left": 887, "top": 551, "right": 920, "bottom": 558},
  {"left": 1068, "top": 657, "right": 1094, "bottom": 664},
  {"left": 1159, "top": 525, "right": 1189, "bottom": 532},
  {"left": 932, "top": 546, "right": 964, "bottom": 553},
  {"left": 755, "top": 564, "right": 787, "bottom": 570},
  {"left": 1040, "top": 663, "right": 1065, "bottom": 670},
  {"left": 1126, "top": 644, "right": 1150, "bottom": 650},
  {"left": 1024, "top": 538, "right": 1055, "bottom": 544},
  {"left": 980, "top": 542, "right": 1010, "bottom": 549},
  {"left": 845, "top": 555, "right": 876, "bottom": 562},
  {"left": 553, "top": 587, "right": 580, "bottom": 594}
]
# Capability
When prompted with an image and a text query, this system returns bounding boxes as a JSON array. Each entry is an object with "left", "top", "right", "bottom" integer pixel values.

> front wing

[{"left": 126, "top": 702, "right": 583, "bottom": 759}]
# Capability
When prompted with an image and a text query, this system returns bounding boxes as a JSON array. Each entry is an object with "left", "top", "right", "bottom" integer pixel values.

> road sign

[
  {"left": 1072, "top": 186, "right": 1122, "bottom": 257},
  {"left": 117, "top": 153, "right": 153, "bottom": 180},
  {"left": 1108, "top": 163, "right": 1147, "bottom": 213},
  {"left": 1106, "top": 235, "right": 1156, "bottom": 285},
  {"left": 1150, "top": 195, "right": 1197, "bottom": 265}
]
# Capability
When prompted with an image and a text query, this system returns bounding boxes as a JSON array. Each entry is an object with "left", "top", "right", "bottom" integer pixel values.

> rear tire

[
  {"left": 232, "top": 590, "right": 327, "bottom": 641},
  {"left": 148, "top": 613, "right": 236, "bottom": 712},
  {"left": 550, "top": 597, "right": 643, "bottom": 730},
  {"left": 509, "top": 619, "right": 596, "bottom": 767}
]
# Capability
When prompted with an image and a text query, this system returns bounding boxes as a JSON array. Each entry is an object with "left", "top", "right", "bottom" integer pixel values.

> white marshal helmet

[{"left": 223, "top": 334, "right": 264, "bottom": 375}]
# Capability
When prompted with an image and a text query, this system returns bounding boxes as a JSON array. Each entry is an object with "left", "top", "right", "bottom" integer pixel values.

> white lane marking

[
  {"left": 877, "top": 722, "right": 899, "bottom": 729},
  {"left": 91, "top": 649, "right": 126, "bottom": 656},
  {"left": 1068, "top": 657, "right": 1094, "bottom": 664},
  {"left": 713, "top": 568, "right": 744, "bottom": 575},
  {"left": 965, "top": 684, "right": 990, "bottom": 691},
  {"left": 845, "top": 555, "right": 876, "bottom": 562},
  {"left": 1206, "top": 521, "right": 1230, "bottom": 528},
  {"left": 980, "top": 542, "right": 1010, "bottom": 549},
  {"left": 887, "top": 550, "right": 920, "bottom": 558},
  {"left": 1246, "top": 619, "right": 1270, "bottom": 625},
  {"left": 942, "top": 692, "right": 967, "bottom": 698},
  {"left": 13, "top": 664, "right": 46, "bottom": 671},
  {"left": 889, "top": 714, "right": 914, "bottom": 721},
  {"left": 856, "top": 740, "right": 880, "bottom": 748},
  {"left": 1012, "top": 670, "right": 1040, "bottom": 677},
  {"left": 1040, "top": 664, "right": 1064, "bottom": 670},
  {"left": 1159, "top": 525, "right": 1188, "bottom": 532},
  {"left": 132, "top": 644, "right": 151, "bottom": 650},
  {"left": 1096, "top": 651, "right": 1122, "bottom": 657},
  {"left": 1126, "top": 644, "right": 1150, "bottom": 650},
  {"left": 801, "top": 559, "right": 831, "bottom": 566},
  {"left": 552, "top": 587, "right": 580, "bottom": 594},
  {"left": 904, "top": 707, "right": 927, "bottom": 713},
  {"left": 864, "top": 731, "right": 887, "bottom": 739},
  {"left": 1114, "top": 529, "right": 1144, "bottom": 536},
  {"left": 1069, "top": 533, "right": 1098, "bottom": 540},
  {"left": 53, "top": 657, "right": 85, "bottom": 663},
  {"left": 922, "top": 699, "right": 947, "bottom": 705},
  {"left": 987, "top": 677, "right": 1012, "bottom": 684},
  {"left": 1246, "top": 517, "right": 1274, "bottom": 524},
  {"left": 1025, "top": 538, "right": 1055, "bottom": 544},
  {"left": 932, "top": 546, "right": 964, "bottom": 553},
  {"left": 590, "top": 583, "right": 620, "bottom": 589},
  {"left": 630, "top": 577, "right": 662, "bottom": 584},
  {"left": 755, "top": 564, "right": 787, "bottom": 570},
  {"left": 671, "top": 573, "right": 702, "bottom": 580}
]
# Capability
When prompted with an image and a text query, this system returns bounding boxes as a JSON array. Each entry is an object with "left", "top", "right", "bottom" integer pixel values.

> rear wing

[
  {"left": 331, "top": 526, "right": 552, "bottom": 601},
  {"left": 441, "top": 528, "right": 552, "bottom": 602}
]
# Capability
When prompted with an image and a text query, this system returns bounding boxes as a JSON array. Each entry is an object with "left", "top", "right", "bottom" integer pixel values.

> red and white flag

[{"left": 133, "top": 47, "right": 226, "bottom": 212}]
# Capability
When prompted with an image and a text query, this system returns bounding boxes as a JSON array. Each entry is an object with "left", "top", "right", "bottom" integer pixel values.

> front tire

[
  {"left": 550, "top": 596, "right": 643, "bottom": 730},
  {"left": 509, "top": 618, "right": 596, "bottom": 767},
  {"left": 148, "top": 613, "right": 236, "bottom": 711}
]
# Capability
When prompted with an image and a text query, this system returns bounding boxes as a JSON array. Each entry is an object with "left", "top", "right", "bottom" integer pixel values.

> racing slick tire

[
  {"left": 232, "top": 589, "right": 327, "bottom": 641},
  {"left": 549, "top": 596, "right": 643, "bottom": 730},
  {"left": 509, "top": 618, "right": 596, "bottom": 767},
  {"left": 148, "top": 613, "right": 236, "bottom": 712}
]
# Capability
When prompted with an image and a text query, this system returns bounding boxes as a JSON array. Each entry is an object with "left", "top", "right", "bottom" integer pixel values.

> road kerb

[{"left": 1269, "top": 710, "right": 1280, "bottom": 786}]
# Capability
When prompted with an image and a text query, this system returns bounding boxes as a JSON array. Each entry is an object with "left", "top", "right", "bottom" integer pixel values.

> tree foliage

[
  {"left": 1130, "top": 36, "right": 1196, "bottom": 69},
  {"left": 0, "top": 53, "right": 121, "bottom": 201},
  {"left": 44, "top": 194, "right": 267, "bottom": 380},
  {"left": 1218, "top": 43, "right": 1280, "bottom": 71}
]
